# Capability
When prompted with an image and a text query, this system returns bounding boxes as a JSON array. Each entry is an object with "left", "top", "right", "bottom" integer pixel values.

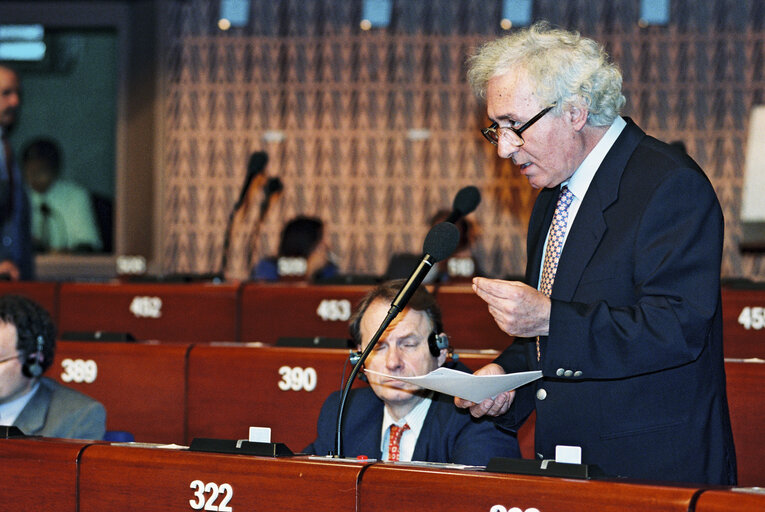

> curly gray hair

[{"left": 467, "top": 21, "right": 625, "bottom": 127}]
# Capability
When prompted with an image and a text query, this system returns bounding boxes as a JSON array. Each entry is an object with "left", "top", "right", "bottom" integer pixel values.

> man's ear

[
  {"left": 567, "top": 104, "right": 589, "bottom": 131},
  {"left": 436, "top": 333, "right": 449, "bottom": 367}
]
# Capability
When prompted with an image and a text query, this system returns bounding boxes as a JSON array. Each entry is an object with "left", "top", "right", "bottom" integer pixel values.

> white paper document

[{"left": 364, "top": 367, "right": 543, "bottom": 403}]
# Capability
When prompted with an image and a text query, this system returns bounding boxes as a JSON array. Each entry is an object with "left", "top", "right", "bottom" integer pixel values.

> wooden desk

[
  {"left": 359, "top": 464, "right": 704, "bottom": 512},
  {"left": 186, "top": 345, "right": 365, "bottom": 450},
  {"left": 51, "top": 341, "right": 191, "bottom": 443},
  {"left": 0, "top": 437, "right": 92, "bottom": 511},
  {"left": 0, "top": 281, "right": 59, "bottom": 322},
  {"left": 694, "top": 488, "right": 765, "bottom": 511},
  {"left": 78, "top": 445, "right": 364, "bottom": 511},
  {"left": 722, "top": 287, "right": 765, "bottom": 358},
  {"left": 433, "top": 285, "right": 513, "bottom": 350},
  {"left": 724, "top": 359, "right": 765, "bottom": 487},
  {"left": 239, "top": 283, "right": 371, "bottom": 343},
  {"left": 57, "top": 282, "right": 240, "bottom": 341}
]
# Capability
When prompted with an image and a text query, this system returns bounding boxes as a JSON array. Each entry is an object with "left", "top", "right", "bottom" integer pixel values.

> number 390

[{"left": 278, "top": 366, "right": 317, "bottom": 392}]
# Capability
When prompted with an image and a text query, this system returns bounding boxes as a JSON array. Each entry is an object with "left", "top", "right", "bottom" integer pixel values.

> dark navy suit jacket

[
  {"left": 494, "top": 120, "right": 737, "bottom": 485},
  {"left": 0, "top": 141, "right": 33, "bottom": 279},
  {"left": 304, "top": 386, "right": 520, "bottom": 465}
]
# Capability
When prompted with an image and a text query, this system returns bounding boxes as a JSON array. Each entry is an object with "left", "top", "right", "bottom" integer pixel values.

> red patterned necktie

[
  {"left": 387, "top": 423, "right": 410, "bottom": 462},
  {"left": 537, "top": 185, "right": 575, "bottom": 360}
]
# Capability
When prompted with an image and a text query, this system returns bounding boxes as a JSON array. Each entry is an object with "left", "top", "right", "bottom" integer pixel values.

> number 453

[{"left": 738, "top": 306, "right": 765, "bottom": 330}]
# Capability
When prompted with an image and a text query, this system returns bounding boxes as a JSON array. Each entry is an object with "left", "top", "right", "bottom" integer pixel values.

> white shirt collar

[
  {"left": 380, "top": 394, "right": 432, "bottom": 462},
  {"left": 0, "top": 381, "right": 40, "bottom": 427},
  {"left": 564, "top": 116, "right": 627, "bottom": 200}
]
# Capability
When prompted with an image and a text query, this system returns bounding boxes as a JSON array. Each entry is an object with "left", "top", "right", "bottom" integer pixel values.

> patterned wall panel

[{"left": 159, "top": 0, "right": 764, "bottom": 280}]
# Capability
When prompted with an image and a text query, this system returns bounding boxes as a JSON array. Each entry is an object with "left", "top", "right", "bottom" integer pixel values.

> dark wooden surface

[
  {"left": 724, "top": 359, "right": 765, "bottom": 487},
  {"left": 78, "top": 445, "right": 364, "bottom": 511},
  {"left": 185, "top": 344, "right": 366, "bottom": 450},
  {"left": 2, "top": 437, "right": 763, "bottom": 511},
  {"left": 0, "top": 437, "right": 90, "bottom": 512},
  {"left": 51, "top": 341, "right": 191, "bottom": 443},
  {"left": 359, "top": 464, "right": 704, "bottom": 512},
  {"left": 0, "top": 282, "right": 761, "bottom": 358},
  {"left": 721, "top": 287, "right": 765, "bottom": 358},
  {"left": 694, "top": 488, "right": 765, "bottom": 511},
  {"left": 239, "top": 282, "right": 371, "bottom": 343},
  {"left": 0, "top": 281, "right": 59, "bottom": 322},
  {"left": 57, "top": 282, "right": 240, "bottom": 341}
]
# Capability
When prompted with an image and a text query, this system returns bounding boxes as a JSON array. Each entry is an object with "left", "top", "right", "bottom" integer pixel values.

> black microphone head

[
  {"left": 423, "top": 222, "right": 460, "bottom": 263},
  {"left": 247, "top": 151, "right": 269, "bottom": 177},
  {"left": 264, "top": 176, "right": 283, "bottom": 195},
  {"left": 453, "top": 185, "right": 481, "bottom": 216}
]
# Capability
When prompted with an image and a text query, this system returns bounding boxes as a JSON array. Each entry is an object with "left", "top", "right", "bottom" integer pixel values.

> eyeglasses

[
  {"left": 0, "top": 352, "right": 21, "bottom": 365},
  {"left": 481, "top": 105, "right": 555, "bottom": 147}
]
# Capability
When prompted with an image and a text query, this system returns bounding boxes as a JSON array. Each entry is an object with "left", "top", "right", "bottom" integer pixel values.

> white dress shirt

[
  {"left": 380, "top": 395, "right": 432, "bottom": 462},
  {"left": 538, "top": 116, "right": 627, "bottom": 289},
  {"left": 0, "top": 381, "right": 39, "bottom": 426}
]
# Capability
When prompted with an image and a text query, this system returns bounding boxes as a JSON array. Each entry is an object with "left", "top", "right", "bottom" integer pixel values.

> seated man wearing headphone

[
  {"left": 304, "top": 280, "right": 519, "bottom": 465},
  {"left": 0, "top": 294, "right": 105, "bottom": 439}
]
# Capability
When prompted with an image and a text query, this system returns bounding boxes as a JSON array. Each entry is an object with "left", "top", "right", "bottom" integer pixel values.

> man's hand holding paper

[{"left": 364, "top": 363, "right": 541, "bottom": 417}]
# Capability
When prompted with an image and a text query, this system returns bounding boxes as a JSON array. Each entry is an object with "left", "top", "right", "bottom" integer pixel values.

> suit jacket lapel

[
  {"left": 355, "top": 398, "right": 384, "bottom": 459},
  {"left": 412, "top": 397, "right": 437, "bottom": 462},
  {"left": 13, "top": 380, "right": 51, "bottom": 435},
  {"left": 553, "top": 119, "right": 645, "bottom": 301}
]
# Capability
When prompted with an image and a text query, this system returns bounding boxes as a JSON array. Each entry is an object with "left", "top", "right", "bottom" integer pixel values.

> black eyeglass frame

[{"left": 481, "top": 105, "right": 555, "bottom": 146}]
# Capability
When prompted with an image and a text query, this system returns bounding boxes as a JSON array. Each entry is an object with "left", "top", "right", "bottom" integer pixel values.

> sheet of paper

[{"left": 364, "top": 367, "right": 543, "bottom": 403}]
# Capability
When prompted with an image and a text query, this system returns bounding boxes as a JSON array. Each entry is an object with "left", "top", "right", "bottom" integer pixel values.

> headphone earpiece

[
  {"left": 428, "top": 332, "right": 449, "bottom": 357},
  {"left": 22, "top": 335, "right": 45, "bottom": 379},
  {"left": 349, "top": 350, "right": 362, "bottom": 366}
]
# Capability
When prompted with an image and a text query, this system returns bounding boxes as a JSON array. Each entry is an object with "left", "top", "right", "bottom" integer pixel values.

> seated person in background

[
  {"left": 251, "top": 215, "right": 338, "bottom": 282},
  {"left": 0, "top": 294, "right": 105, "bottom": 439},
  {"left": 304, "top": 280, "right": 519, "bottom": 464},
  {"left": 22, "top": 137, "right": 102, "bottom": 253},
  {"left": 385, "top": 210, "right": 482, "bottom": 284}
]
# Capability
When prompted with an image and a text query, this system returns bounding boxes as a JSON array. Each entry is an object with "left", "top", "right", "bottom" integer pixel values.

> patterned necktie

[
  {"left": 387, "top": 423, "right": 410, "bottom": 462},
  {"left": 537, "top": 185, "right": 575, "bottom": 360}
]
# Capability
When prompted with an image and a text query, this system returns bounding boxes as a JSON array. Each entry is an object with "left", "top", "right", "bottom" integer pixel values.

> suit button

[
  {"left": 536, "top": 388, "right": 547, "bottom": 400},
  {"left": 574, "top": 370, "right": 582, "bottom": 377},
  {"left": 556, "top": 368, "right": 565, "bottom": 376},
  {"left": 564, "top": 370, "right": 573, "bottom": 377}
]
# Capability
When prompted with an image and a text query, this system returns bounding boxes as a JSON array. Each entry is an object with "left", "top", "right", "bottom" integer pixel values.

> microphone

[
  {"left": 218, "top": 151, "right": 269, "bottom": 279},
  {"left": 334, "top": 221, "right": 459, "bottom": 457},
  {"left": 258, "top": 176, "right": 283, "bottom": 218},
  {"left": 445, "top": 185, "right": 481, "bottom": 224},
  {"left": 390, "top": 222, "right": 460, "bottom": 312},
  {"left": 246, "top": 176, "right": 284, "bottom": 271},
  {"left": 233, "top": 151, "right": 269, "bottom": 211}
]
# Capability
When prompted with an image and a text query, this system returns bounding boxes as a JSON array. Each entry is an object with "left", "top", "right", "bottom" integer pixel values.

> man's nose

[
  {"left": 497, "top": 138, "right": 520, "bottom": 159},
  {"left": 385, "top": 346, "right": 404, "bottom": 370}
]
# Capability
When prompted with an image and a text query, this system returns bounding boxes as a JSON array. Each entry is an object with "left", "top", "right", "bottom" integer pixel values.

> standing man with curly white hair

[{"left": 455, "top": 22, "right": 737, "bottom": 485}]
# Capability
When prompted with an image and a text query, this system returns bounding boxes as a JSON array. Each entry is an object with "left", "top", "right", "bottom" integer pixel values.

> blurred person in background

[{"left": 22, "top": 137, "right": 102, "bottom": 253}]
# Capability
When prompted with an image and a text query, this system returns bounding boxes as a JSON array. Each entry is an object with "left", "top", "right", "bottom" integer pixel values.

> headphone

[
  {"left": 22, "top": 335, "right": 45, "bottom": 379},
  {"left": 349, "top": 331, "right": 449, "bottom": 365}
]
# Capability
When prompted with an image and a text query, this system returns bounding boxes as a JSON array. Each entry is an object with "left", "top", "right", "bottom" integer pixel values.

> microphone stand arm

[
  {"left": 334, "top": 305, "right": 399, "bottom": 458},
  {"left": 217, "top": 200, "right": 243, "bottom": 281},
  {"left": 333, "top": 256, "right": 435, "bottom": 457}
]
